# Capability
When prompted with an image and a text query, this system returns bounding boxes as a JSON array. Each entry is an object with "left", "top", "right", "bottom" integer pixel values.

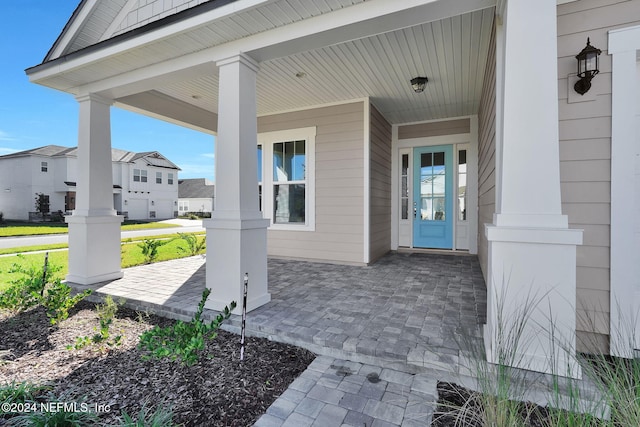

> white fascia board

[
  {"left": 47, "top": 0, "right": 100, "bottom": 61},
  {"left": 30, "top": 0, "right": 495, "bottom": 96}
]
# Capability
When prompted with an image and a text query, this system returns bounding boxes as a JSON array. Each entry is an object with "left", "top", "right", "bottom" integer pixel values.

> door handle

[{"left": 413, "top": 201, "right": 417, "bottom": 218}]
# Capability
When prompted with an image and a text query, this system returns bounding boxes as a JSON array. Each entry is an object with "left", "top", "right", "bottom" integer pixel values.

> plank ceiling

[{"left": 35, "top": 0, "right": 496, "bottom": 127}]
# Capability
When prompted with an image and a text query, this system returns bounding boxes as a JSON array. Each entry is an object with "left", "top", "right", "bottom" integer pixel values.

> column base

[
  {"left": 484, "top": 225, "right": 583, "bottom": 378},
  {"left": 204, "top": 217, "right": 270, "bottom": 314},
  {"left": 65, "top": 214, "right": 124, "bottom": 286}
]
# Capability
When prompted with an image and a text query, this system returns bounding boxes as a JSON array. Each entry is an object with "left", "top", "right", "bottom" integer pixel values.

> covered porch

[
  {"left": 27, "top": 0, "right": 582, "bottom": 375},
  {"left": 72, "top": 252, "right": 487, "bottom": 373}
]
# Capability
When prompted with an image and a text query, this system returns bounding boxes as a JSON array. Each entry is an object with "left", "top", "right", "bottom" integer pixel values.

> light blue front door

[{"left": 413, "top": 145, "right": 453, "bottom": 249}]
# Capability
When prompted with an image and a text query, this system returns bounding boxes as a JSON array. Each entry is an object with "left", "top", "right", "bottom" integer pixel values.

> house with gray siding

[
  {"left": 178, "top": 178, "right": 215, "bottom": 214},
  {"left": 25, "top": 0, "right": 640, "bottom": 375}
]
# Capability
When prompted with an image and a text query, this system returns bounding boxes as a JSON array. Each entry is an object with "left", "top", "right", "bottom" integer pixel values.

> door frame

[{"left": 391, "top": 117, "right": 478, "bottom": 253}]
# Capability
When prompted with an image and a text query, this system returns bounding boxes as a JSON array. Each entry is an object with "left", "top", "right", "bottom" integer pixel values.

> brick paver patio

[{"left": 70, "top": 251, "right": 489, "bottom": 426}]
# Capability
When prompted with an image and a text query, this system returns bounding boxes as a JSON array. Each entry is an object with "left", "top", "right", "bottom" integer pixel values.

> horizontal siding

[
  {"left": 398, "top": 118, "right": 471, "bottom": 140},
  {"left": 557, "top": 0, "right": 640, "bottom": 345},
  {"left": 477, "top": 19, "right": 496, "bottom": 280},
  {"left": 258, "top": 101, "right": 365, "bottom": 264},
  {"left": 369, "top": 104, "right": 392, "bottom": 263}
]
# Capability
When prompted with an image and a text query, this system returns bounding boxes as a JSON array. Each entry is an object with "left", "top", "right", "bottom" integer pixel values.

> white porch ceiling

[
  {"left": 157, "top": 7, "right": 494, "bottom": 124},
  {"left": 30, "top": 0, "right": 496, "bottom": 128}
]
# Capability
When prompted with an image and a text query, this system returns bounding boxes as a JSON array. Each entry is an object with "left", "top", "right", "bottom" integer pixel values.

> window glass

[
  {"left": 420, "top": 151, "right": 446, "bottom": 221},
  {"left": 458, "top": 149, "right": 467, "bottom": 221},
  {"left": 156, "top": 172, "right": 162, "bottom": 184},
  {"left": 274, "top": 184, "right": 305, "bottom": 223},
  {"left": 141, "top": 170, "right": 147, "bottom": 183},
  {"left": 133, "top": 169, "right": 140, "bottom": 182},
  {"left": 400, "top": 154, "right": 409, "bottom": 220},
  {"left": 272, "top": 140, "right": 306, "bottom": 224},
  {"left": 41, "top": 162, "right": 48, "bottom": 172},
  {"left": 168, "top": 173, "right": 174, "bottom": 185}
]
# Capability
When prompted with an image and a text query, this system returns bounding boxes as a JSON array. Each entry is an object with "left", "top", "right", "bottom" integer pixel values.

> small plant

[
  {"left": 176, "top": 232, "right": 206, "bottom": 256},
  {"left": 0, "top": 255, "right": 61, "bottom": 313},
  {"left": 41, "top": 280, "right": 92, "bottom": 325},
  {"left": 6, "top": 393, "right": 98, "bottom": 426},
  {"left": 0, "top": 211, "right": 4, "bottom": 224},
  {"left": 68, "top": 295, "right": 122, "bottom": 351},
  {"left": 137, "top": 238, "right": 171, "bottom": 264},
  {"left": 120, "top": 402, "right": 174, "bottom": 427},
  {"left": 0, "top": 381, "right": 49, "bottom": 408},
  {"left": 138, "top": 288, "right": 236, "bottom": 366}
]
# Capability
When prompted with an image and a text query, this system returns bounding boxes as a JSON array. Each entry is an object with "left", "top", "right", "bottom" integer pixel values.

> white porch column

[
  {"left": 66, "top": 94, "right": 123, "bottom": 285},
  {"left": 485, "top": 0, "right": 583, "bottom": 377},
  {"left": 205, "top": 53, "right": 270, "bottom": 314}
]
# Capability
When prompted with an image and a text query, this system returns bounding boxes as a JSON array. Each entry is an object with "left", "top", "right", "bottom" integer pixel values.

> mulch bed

[{"left": 0, "top": 300, "right": 316, "bottom": 426}]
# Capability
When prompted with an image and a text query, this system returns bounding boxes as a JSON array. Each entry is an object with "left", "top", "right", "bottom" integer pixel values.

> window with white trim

[
  {"left": 41, "top": 161, "right": 48, "bottom": 172},
  {"left": 156, "top": 172, "right": 162, "bottom": 184},
  {"left": 179, "top": 201, "right": 189, "bottom": 212},
  {"left": 133, "top": 169, "right": 147, "bottom": 182},
  {"left": 168, "top": 173, "right": 174, "bottom": 185},
  {"left": 258, "top": 127, "right": 316, "bottom": 231}
]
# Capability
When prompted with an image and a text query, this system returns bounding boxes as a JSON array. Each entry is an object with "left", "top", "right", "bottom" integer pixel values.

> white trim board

[{"left": 608, "top": 24, "right": 640, "bottom": 357}]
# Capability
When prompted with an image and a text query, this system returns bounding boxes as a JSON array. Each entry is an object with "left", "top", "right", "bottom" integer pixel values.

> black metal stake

[
  {"left": 240, "top": 272, "right": 248, "bottom": 361},
  {"left": 40, "top": 252, "right": 49, "bottom": 297}
]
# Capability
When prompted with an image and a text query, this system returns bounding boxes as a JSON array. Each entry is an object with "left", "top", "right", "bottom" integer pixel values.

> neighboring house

[
  {"left": 24, "top": 0, "right": 640, "bottom": 375},
  {"left": 178, "top": 178, "right": 215, "bottom": 214},
  {"left": 0, "top": 145, "right": 180, "bottom": 220}
]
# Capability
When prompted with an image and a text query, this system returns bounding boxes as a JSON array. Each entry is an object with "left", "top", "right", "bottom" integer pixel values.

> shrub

[
  {"left": 138, "top": 288, "right": 235, "bottom": 366},
  {"left": 0, "top": 255, "right": 61, "bottom": 313},
  {"left": 120, "top": 402, "right": 174, "bottom": 427},
  {"left": 41, "top": 280, "right": 91, "bottom": 325},
  {"left": 0, "top": 211, "right": 4, "bottom": 224},
  {"left": 6, "top": 393, "right": 98, "bottom": 427},
  {"left": 68, "top": 295, "right": 122, "bottom": 351},
  {"left": 137, "top": 238, "right": 171, "bottom": 264},
  {"left": 176, "top": 233, "right": 206, "bottom": 256},
  {"left": 0, "top": 381, "right": 49, "bottom": 409}
]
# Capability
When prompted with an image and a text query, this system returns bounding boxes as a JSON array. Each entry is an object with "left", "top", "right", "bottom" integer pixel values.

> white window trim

[{"left": 258, "top": 127, "right": 316, "bottom": 231}]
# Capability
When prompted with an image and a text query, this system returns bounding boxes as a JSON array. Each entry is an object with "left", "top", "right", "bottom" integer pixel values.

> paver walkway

[{"left": 71, "top": 252, "right": 488, "bottom": 426}]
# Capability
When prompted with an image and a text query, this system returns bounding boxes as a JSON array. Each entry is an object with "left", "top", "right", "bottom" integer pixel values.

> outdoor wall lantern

[
  {"left": 151, "top": 201, "right": 155, "bottom": 206},
  {"left": 124, "top": 200, "right": 128, "bottom": 205},
  {"left": 574, "top": 38, "right": 601, "bottom": 95},
  {"left": 411, "top": 77, "right": 428, "bottom": 93}
]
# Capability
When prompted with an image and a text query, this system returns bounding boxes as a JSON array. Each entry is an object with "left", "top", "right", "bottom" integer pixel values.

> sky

[{"left": 0, "top": 1, "right": 216, "bottom": 181}]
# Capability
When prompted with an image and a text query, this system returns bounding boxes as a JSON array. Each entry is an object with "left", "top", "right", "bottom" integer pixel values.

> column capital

[
  {"left": 216, "top": 53, "right": 259, "bottom": 73},
  {"left": 74, "top": 93, "right": 114, "bottom": 106}
]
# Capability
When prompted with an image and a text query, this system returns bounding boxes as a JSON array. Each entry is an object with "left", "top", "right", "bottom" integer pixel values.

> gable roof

[
  {"left": 44, "top": 0, "right": 237, "bottom": 62},
  {"left": 178, "top": 178, "right": 215, "bottom": 198},
  {"left": 0, "top": 144, "right": 180, "bottom": 169}
]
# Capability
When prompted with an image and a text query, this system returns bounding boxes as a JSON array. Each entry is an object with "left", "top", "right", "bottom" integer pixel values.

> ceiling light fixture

[{"left": 411, "top": 77, "right": 428, "bottom": 93}]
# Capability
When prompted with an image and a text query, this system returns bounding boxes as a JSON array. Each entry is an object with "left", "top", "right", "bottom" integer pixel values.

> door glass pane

[
  {"left": 401, "top": 199, "right": 408, "bottom": 220},
  {"left": 421, "top": 153, "right": 432, "bottom": 168},
  {"left": 433, "top": 197, "right": 445, "bottom": 221},
  {"left": 402, "top": 154, "right": 408, "bottom": 175},
  {"left": 418, "top": 150, "right": 447, "bottom": 222},
  {"left": 434, "top": 151, "right": 445, "bottom": 166},
  {"left": 284, "top": 141, "right": 294, "bottom": 180}
]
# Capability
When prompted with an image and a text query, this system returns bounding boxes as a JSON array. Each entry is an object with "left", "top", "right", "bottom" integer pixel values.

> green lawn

[
  {"left": 0, "top": 221, "right": 178, "bottom": 237},
  {"left": 0, "top": 235, "right": 206, "bottom": 292}
]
